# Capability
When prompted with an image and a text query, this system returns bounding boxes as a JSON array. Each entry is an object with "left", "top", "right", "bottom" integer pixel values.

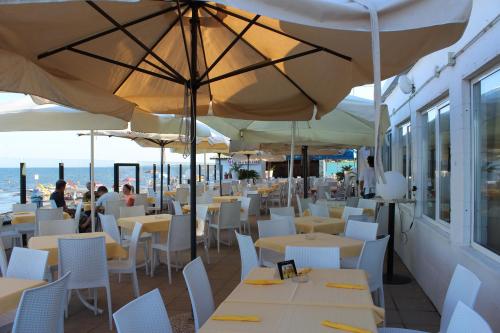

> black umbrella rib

[
  {"left": 201, "top": 7, "right": 316, "bottom": 105},
  {"left": 176, "top": 0, "right": 191, "bottom": 73},
  {"left": 38, "top": 5, "right": 181, "bottom": 60},
  {"left": 113, "top": 7, "right": 189, "bottom": 93},
  {"left": 197, "top": 14, "right": 260, "bottom": 84},
  {"left": 199, "top": 48, "right": 322, "bottom": 86},
  {"left": 202, "top": 3, "right": 351, "bottom": 62},
  {"left": 86, "top": 1, "right": 185, "bottom": 82},
  {"left": 67, "top": 47, "right": 181, "bottom": 84},
  {"left": 197, "top": 23, "right": 212, "bottom": 100}
]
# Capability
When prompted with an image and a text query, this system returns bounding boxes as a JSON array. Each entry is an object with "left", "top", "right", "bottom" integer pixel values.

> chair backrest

[
  {"left": 167, "top": 215, "right": 191, "bottom": 252},
  {"left": 38, "top": 219, "right": 77, "bottom": 236},
  {"left": 120, "top": 205, "right": 145, "bottom": 218},
  {"left": 257, "top": 219, "right": 292, "bottom": 238},
  {"left": 342, "top": 206, "right": 364, "bottom": 221},
  {"left": 196, "top": 205, "right": 209, "bottom": 237},
  {"left": 58, "top": 236, "right": 109, "bottom": 289},
  {"left": 183, "top": 257, "right": 215, "bottom": 332},
  {"left": 113, "top": 289, "right": 172, "bottom": 333},
  {"left": 219, "top": 201, "right": 241, "bottom": 229},
  {"left": 12, "top": 272, "right": 71, "bottom": 333},
  {"left": 6, "top": 247, "right": 49, "bottom": 280},
  {"left": 74, "top": 201, "right": 83, "bottom": 230},
  {"left": 308, "top": 203, "right": 329, "bottom": 217},
  {"left": 104, "top": 199, "right": 126, "bottom": 220},
  {"left": 147, "top": 188, "right": 156, "bottom": 196},
  {"left": 440, "top": 264, "right": 482, "bottom": 332},
  {"left": 356, "top": 235, "right": 389, "bottom": 290},
  {"left": 345, "top": 220, "right": 378, "bottom": 241},
  {"left": 285, "top": 246, "right": 340, "bottom": 269},
  {"left": 12, "top": 203, "right": 37, "bottom": 213},
  {"left": 50, "top": 200, "right": 58, "bottom": 208},
  {"left": 316, "top": 185, "right": 330, "bottom": 201},
  {"left": 134, "top": 194, "right": 148, "bottom": 208},
  {"left": 247, "top": 193, "right": 261, "bottom": 216},
  {"left": 172, "top": 201, "right": 183, "bottom": 215},
  {"left": 235, "top": 232, "right": 259, "bottom": 280},
  {"left": 127, "top": 223, "right": 142, "bottom": 267},
  {"left": 270, "top": 214, "right": 296, "bottom": 234},
  {"left": 0, "top": 237, "right": 8, "bottom": 276},
  {"left": 269, "top": 206, "right": 294, "bottom": 217},
  {"left": 296, "top": 196, "right": 311, "bottom": 216},
  {"left": 357, "top": 198, "right": 377, "bottom": 210},
  {"left": 175, "top": 188, "right": 189, "bottom": 205},
  {"left": 221, "top": 183, "right": 232, "bottom": 196},
  {"left": 346, "top": 197, "right": 359, "bottom": 207},
  {"left": 99, "top": 213, "right": 121, "bottom": 244},
  {"left": 239, "top": 197, "right": 251, "bottom": 221},
  {"left": 445, "top": 301, "right": 492, "bottom": 333},
  {"left": 196, "top": 192, "right": 211, "bottom": 204},
  {"left": 375, "top": 205, "right": 389, "bottom": 236},
  {"left": 36, "top": 208, "right": 64, "bottom": 235}
]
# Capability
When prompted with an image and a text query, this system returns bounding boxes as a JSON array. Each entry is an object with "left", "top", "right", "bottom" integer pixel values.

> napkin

[
  {"left": 321, "top": 320, "right": 371, "bottom": 333},
  {"left": 244, "top": 279, "right": 284, "bottom": 285},
  {"left": 325, "top": 283, "right": 368, "bottom": 290},
  {"left": 212, "top": 315, "right": 261, "bottom": 322}
]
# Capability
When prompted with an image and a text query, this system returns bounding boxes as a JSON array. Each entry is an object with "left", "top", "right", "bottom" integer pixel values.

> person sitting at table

[
  {"left": 49, "top": 180, "right": 75, "bottom": 217},
  {"left": 83, "top": 181, "right": 97, "bottom": 203},
  {"left": 122, "top": 184, "right": 135, "bottom": 207},
  {"left": 95, "top": 186, "right": 121, "bottom": 208}
]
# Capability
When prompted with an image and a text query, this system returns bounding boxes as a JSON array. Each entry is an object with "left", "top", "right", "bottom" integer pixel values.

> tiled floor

[{"left": 62, "top": 216, "right": 440, "bottom": 332}]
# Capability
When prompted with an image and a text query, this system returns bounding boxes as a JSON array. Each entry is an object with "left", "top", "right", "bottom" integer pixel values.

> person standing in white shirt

[{"left": 359, "top": 156, "right": 376, "bottom": 199}]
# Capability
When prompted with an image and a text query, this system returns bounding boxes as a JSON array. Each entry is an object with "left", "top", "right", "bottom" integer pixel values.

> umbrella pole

[
  {"left": 90, "top": 130, "right": 96, "bottom": 232},
  {"left": 247, "top": 154, "right": 250, "bottom": 170},
  {"left": 189, "top": 3, "right": 200, "bottom": 261},
  {"left": 287, "top": 122, "right": 296, "bottom": 207},
  {"left": 218, "top": 153, "right": 222, "bottom": 196},
  {"left": 160, "top": 145, "right": 164, "bottom": 212}
]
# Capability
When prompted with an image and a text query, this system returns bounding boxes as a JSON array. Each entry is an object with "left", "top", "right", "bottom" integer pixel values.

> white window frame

[
  {"left": 470, "top": 65, "right": 500, "bottom": 261},
  {"left": 420, "top": 99, "right": 451, "bottom": 228},
  {"left": 397, "top": 121, "right": 412, "bottom": 198}
]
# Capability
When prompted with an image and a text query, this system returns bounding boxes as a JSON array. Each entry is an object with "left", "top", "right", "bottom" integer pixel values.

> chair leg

[
  {"left": 167, "top": 251, "right": 172, "bottom": 284},
  {"left": 217, "top": 229, "right": 220, "bottom": 253},
  {"left": 143, "top": 241, "right": 149, "bottom": 273},
  {"left": 378, "top": 286, "right": 385, "bottom": 309},
  {"left": 106, "top": 285, "right": 113, "bottom": 330},
  {"left": 151, "top": 248, "right": 156, "bottom": 277},
  {"left": 132, "top": 271, "right": 140, "bottom": 298},
  {"left": 93, "top": 288, "right": 98, "bottom": 316}
]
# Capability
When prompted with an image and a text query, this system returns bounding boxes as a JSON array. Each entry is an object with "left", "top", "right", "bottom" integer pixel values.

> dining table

[
  {"left": 10, "top": 211, "right": 71, "bottom": 225},
  {"left": 199, "top": 267, "right": 383, "bottom": 333},
  {"left": 0, "top": 277, "right": 46, "bottom": 315},
  {"left": 117, "top": 214, "right": 173, "bottom": 234},
  {"left": 212, "top": 196, "right": 241, "bottom": 203},
  {"left": 294, "top": 216, "right": 345, "bottom": 235}
]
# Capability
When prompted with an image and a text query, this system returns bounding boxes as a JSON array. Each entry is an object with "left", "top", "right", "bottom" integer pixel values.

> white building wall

[{"left": 384, "top": 1, "right": 500, "bottom": 330}]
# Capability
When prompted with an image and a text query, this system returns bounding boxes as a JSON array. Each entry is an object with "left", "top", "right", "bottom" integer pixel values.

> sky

[{"left": 0, "top": 85, "right": 375, "bottom": 167}]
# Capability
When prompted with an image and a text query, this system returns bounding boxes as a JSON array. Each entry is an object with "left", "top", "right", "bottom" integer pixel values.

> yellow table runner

[
  {"left": 212, "top": 196, "right": 240, "bottom": 203},
  {"left": 294, "top": 216, "right": 345, "bottom": 235},
  {"left": 28, "top": 232, "right": 127, "bottom": 266},
  {"left": 118, "top": 214, "right": 172, "bottom": 233},
  {"left": 0, "top": 277, "right": 46, "bottom": 314},
  {"left": 11, "top": 211, "right": 71, "bottom": 225}
]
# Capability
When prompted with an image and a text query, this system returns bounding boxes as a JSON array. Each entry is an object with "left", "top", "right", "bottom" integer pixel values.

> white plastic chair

[
  {"left": 73, "top": 201, "right": 83, "bottom": 233},
  {"left": 209, "top": 201, "right": 241, "bottom": 253},
  {"left": 239, "top": 197, "right": 251, "bottom": 234},
  {"left": 257, "top": 219, "right": 291, "bottom": 267},
  {"left": 380, "top": 264, "right": 481, "bottom": 333},
  {"left": 133, "top": 194, "right": 148, "bottom": 208},
  {"left": 172, "top": 200, "right": 183, "bottom": 215},
  {"left": 11, "top": 272, "right": 71, "bottom": 333},
  {"left": 104, "top": 199, "right": 126, "bottom": 221},
  {"left": 345, "top": 220, "right": 378, "bottom": 241},
  {"left": 50, "top": 200, "right": 58, "bottom": 209},
  {"left": 6, "top": 247, "right": 48, "bottom": 280},
  {"left": 196, "top": 205, "right": 210, "bottom": 263},
  {"left": 108, "top": 222, "right": 142, "bottom": 297},
  {"left": 296, "top": 195, "right": 311, "bottom": 216},
  {"left": 175, "top": 187, "right": 189, "bottom": 205},
  {"left": 316, "top": 185, "right": 330, "bottom": 202},
  {"left": 247, "top": 193, "right": 261, "bottom": 217},
  {"left": 99, "top": 213, "right": 122, "bottom": 244},
  {"left": 58, "top": 236, "right": 113, "bottom": 330},
  {"left": 308, "top": 202, "right": 329, "bottom": 217},
  {"left": 183, "top": 257, "right": 215, "bottom": 332},
  {"left": 38, "top": 219, "right": 77, "bottom": 236},
  {"left": 119, "top": 205, "right": 145, "bottom": 218},
  {"left": 285, "top": 246, "right": 340, "bottom": 269},
  {"left": 113, "top": 289, "right": 173, "bottom": 333},
  {"left": 358, "top": 198, "right": 377, "bottom": 210},
  {"left": 0, "top": 217, "right": 22, "bottom": 248},
  {"left": 235, "top": 232, "right": 259, "bottom": 280},
  {"left": 36, "top": 208, "right": 63, "bottom": 236},
  {"left": 151, "top": 215, "right": 191, "bottom": 283},
  {"left": 269, "top": 206, "right": 295, "bottom": 217},
  {"left": 0, "top": 237, "right": 9, "bottom": 276},
  {"left": 446, "top": 301, "right": 492, "bottom": 333},
  {"left": 12, "top": 203, "right": 37, "bottom": 213},
  {"left": 342, "top": 206, "right": 364, "bottom": 221},
  {"left": 270, "top": 214, "right": 297, "bottom": 235}
]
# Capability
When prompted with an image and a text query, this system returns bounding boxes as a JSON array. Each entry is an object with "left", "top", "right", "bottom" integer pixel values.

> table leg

[{"left": 383, "top": 202, "right": 411, "bottom": 285}]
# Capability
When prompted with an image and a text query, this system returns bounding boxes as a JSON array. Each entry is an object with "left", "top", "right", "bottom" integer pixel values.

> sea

[{"left": 0, "top": 165, "right": 203, "bottom": 213}]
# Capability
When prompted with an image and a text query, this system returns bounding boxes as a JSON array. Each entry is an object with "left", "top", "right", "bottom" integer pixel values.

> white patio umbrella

[{"left": 0, "top": 0, "right": 472, "bottom": 259}]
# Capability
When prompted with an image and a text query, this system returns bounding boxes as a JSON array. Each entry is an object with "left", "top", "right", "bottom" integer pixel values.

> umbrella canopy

[
  {"left": 0, "top": 0, "right": 470, "bottom": 121},
  {"left": 170, "top": 135, "right": 229, "bottom": 154}
]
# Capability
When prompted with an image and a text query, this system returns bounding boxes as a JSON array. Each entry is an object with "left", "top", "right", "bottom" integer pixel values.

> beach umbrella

[{"left": 0, "top": 0, "right": 472, "bottom": 259}]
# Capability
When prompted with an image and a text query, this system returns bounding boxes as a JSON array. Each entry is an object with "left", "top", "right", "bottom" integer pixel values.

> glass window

[
  {"left": 398, "top": 122, "right": 412, "bottom": 197},
  {"left": 423, "top": 110, "right": 436, "bottom": 219},
  {"left": 473, "top": 68, "right": 500, "bottom": 256},
  {"left": 382, "top": 131, "right": 392, "bottom": 172},
  {"left": 439, "top": 105, "right": 451, "bottom": 222}
]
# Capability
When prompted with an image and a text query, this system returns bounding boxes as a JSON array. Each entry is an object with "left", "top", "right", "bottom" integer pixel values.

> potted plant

[
  {"left": 230, "top": 163, "right": 241, "bottom": 180},
  {"left": 238, "top": 169, "right": 259, "bottom": 184}
]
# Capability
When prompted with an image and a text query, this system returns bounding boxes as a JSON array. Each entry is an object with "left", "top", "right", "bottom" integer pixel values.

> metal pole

[
  {"left": 189, "top": 3, "right": 199, "bottom": 260},
  {"left": 20, "top": 163, "right": 26, "bottom": 204},
  {"left": 153, "top": 163, "right": 157, "bottom": 192},
  {"left": 160, "top": 146, "right": 164, "bottom": 210},
  {"left": 302, "top": 145, "right": 309, "bottom": 198},
  {"left": 287, "top": 122, "right": 295, "bottom": 207},
  {"left": 246, "top": 154, "right": 250, "bottom": 170},
  {"left": 167, "top": 164, "right": 171, "bottom": 187},
  {"left": 90, "top": 130, "right": 96, "bottom": 232},
  {"left": 214, "top": 162, "right": 217, "bottom": 181},
  {"left": 179, "top": 164, "right": 182, "bottom": 185},
  {"left": 198, "top": 164, "right": 201, "bottom": 182},
  {"left": 135, "top": 165, "right": 140, "bottom": 194},
  {"left": 58, "top": 163, "right": 64, "bottom": 180},
  {"left": 207, "top": 164, "right": 210, "bottom": 182},
  {"left": 218, "top": 153, "right": 223, "bottom": 196}
]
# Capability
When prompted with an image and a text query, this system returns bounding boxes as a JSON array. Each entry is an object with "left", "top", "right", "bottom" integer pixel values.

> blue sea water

[{"left": 0, "top": 165, "right": 204, "bottom": 213}]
